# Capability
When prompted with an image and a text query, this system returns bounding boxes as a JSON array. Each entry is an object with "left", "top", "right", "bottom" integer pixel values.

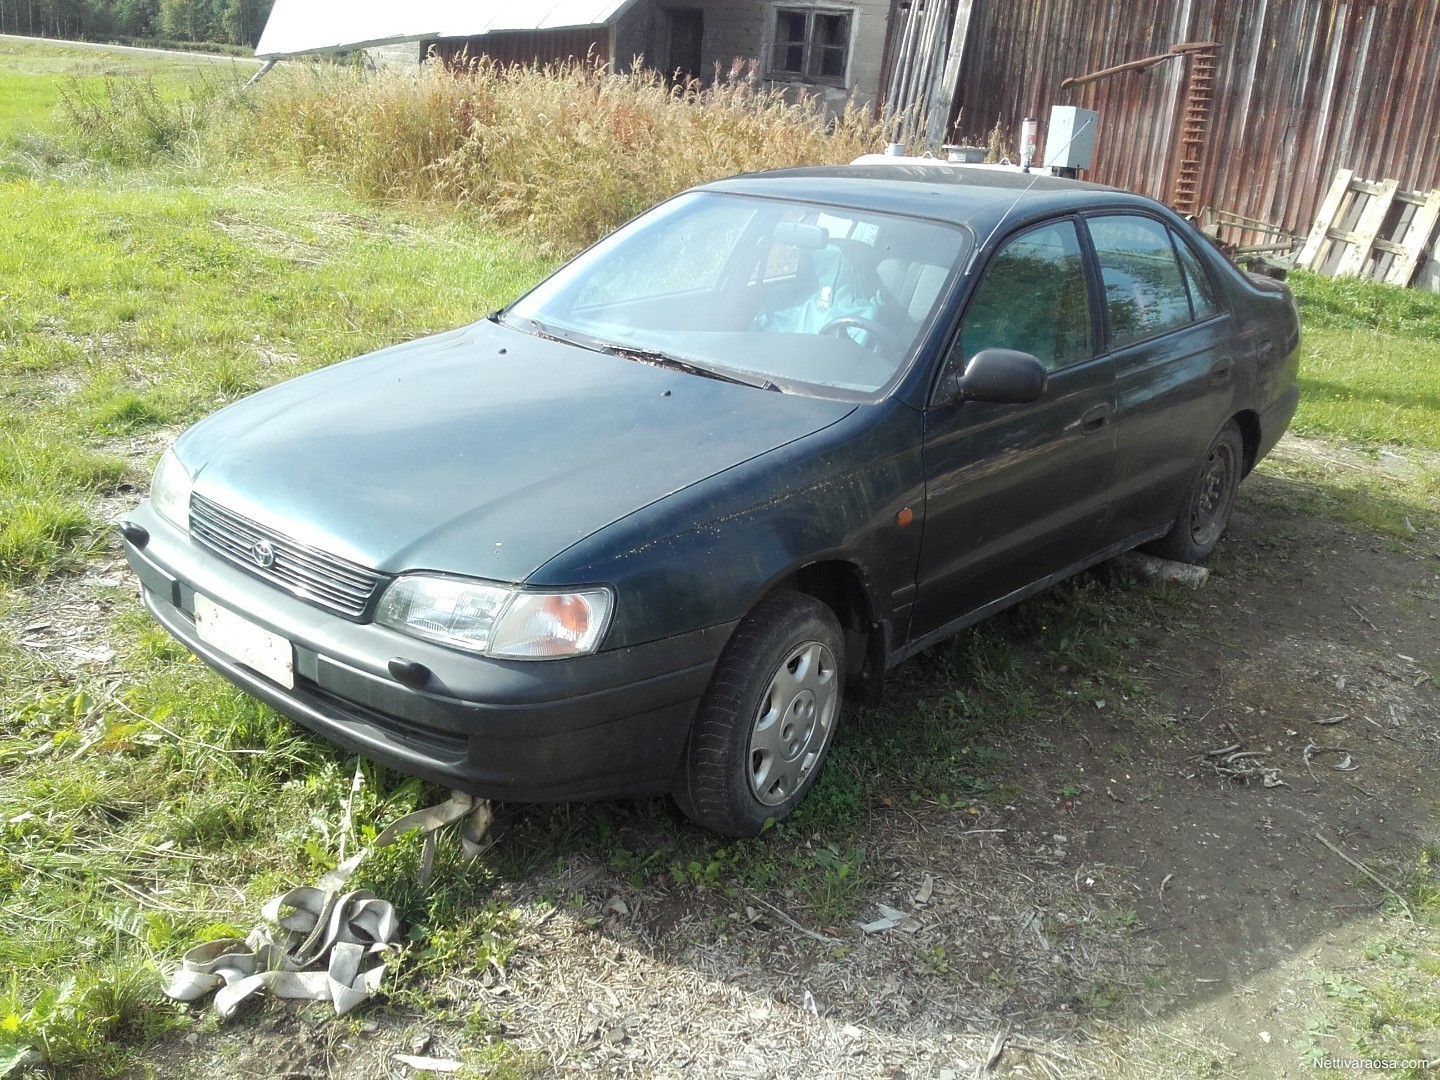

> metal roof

[{"left": 255, "top": 0, "right": 635, "bottom": 59}]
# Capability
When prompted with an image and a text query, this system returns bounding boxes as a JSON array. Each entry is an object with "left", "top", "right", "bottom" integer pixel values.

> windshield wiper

[
  {"left": 500, "top": 317, "right": 781, "bottom": 391},
  {"left": 600, "top": 344, "right": 782, "bottom": 392}
]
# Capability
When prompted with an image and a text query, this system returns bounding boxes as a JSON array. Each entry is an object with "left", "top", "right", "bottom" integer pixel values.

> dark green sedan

[{"left": 120, "top": 163, "right": 1300, "bottom": 836}]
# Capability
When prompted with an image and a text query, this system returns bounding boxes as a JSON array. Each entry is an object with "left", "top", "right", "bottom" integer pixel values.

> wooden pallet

[{"left": 1296, "top": 169, "right": 1440, "bottom": 287}]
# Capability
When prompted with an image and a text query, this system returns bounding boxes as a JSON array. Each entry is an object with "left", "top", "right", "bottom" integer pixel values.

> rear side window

[
  {"left": 960, "top": 220, "right": 1092, "bottom": 371},
  {"left": 1173, "top": 235, "right": 1221, "bottom": 319},
  {"left": 1088, "top": 215, "right": 1194, "bottom": 348}
]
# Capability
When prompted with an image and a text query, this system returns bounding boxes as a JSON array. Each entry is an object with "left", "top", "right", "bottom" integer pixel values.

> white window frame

[{"left": 766, "top": 3, "right": 857, "bottom": 88}]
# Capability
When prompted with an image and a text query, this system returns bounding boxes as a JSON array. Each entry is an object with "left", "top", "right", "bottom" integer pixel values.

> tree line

[{"left": 0, "top": 0, "right": 275, "bottom": 48}]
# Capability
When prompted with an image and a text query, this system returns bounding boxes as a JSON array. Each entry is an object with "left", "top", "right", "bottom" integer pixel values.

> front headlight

[
  {"left": 150, "top": 447, "right": 193, "bottom": 531},
  {"left": 375, "top": 575, "right": 614, "bottom": 660}
]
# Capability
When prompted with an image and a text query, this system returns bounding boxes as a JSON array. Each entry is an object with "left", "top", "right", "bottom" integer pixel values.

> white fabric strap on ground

[{"left": 163, "top": 792, "right": 491, "bottom": 1017}]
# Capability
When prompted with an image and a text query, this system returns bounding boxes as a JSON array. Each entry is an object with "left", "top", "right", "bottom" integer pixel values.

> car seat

[{"left": 754, "top": 241, "right": 882, "bottom": 344}]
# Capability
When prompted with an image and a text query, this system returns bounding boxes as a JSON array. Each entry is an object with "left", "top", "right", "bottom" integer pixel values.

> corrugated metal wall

[{"left": 949, "top": 0, "right": 1440, "bottom": 236}]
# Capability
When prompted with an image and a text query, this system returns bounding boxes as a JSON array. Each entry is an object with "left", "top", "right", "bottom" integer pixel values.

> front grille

[{"left": 190, "top": 493, "right": 387, "bottom": 619}]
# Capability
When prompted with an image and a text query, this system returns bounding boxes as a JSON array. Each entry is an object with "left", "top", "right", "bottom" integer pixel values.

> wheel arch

[
  {"left": 1232, "top": 408, "right": 1261, "bottom": 476},
  {"left": 768, "top": 558, "right": 886, "bottom": 703}
]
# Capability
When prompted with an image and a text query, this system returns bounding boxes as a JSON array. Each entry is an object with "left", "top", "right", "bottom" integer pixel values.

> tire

[
  {"left": 674, "top": 592, "right": 845, "bottom": 837},
  {"left": 1144, "top": 420, "right": 1244, "bottom": 564}
]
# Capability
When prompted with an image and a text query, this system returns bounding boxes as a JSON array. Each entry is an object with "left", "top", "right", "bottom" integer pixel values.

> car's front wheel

[
  {"left": 1146, "top": 420, "right": 1244, "bottom": 564},
  {"left": 675, "top": 592, "right": 844, "bottom": 836}
]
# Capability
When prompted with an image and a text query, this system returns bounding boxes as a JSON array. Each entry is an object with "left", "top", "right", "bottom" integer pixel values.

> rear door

[
  {"left": 910, "top": 218, "right": 1116, "bottom": 642},
  {"left": 1084, "top": 214, "right": 1236, "bottom": 541}
]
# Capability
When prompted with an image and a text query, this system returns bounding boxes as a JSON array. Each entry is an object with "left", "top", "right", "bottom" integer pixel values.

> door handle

[
  {"left": 1080, "top": 404, "right": 1109, "bottom": 434},
  {"left": 1209, "top": 357, "right": 1234, "bottom": 384}
]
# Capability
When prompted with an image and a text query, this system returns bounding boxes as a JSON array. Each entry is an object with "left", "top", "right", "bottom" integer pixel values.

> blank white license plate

[{"left": 193, "top": 594, "right": 295, "bottom": 689}]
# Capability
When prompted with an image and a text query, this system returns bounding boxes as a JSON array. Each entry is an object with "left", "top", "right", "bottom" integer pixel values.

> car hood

[{"left": 177, "top": 320, "right": 856, "bottom": 581}]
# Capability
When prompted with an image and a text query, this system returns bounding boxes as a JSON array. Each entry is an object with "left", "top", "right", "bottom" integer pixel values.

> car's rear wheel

[
  {"left": 675, "top": 593, "right": 844, "bottom": 837},
  {"left": 1145, "top": 420, "right": 1244, "bottom": 564}
]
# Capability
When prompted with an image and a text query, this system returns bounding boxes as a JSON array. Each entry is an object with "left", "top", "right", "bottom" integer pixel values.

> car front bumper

[{"left": 120, "top": 504, "right": 734, "bottom": 802}]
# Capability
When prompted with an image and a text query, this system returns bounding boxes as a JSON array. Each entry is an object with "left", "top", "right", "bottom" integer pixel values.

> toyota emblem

[{"left": 249, "top": 539, "right": 277, "bottom": 569}]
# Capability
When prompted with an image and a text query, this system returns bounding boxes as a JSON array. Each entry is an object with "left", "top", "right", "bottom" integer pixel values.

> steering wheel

[{"left": 818, "top": 316, "right": 900, "bottom": 353}]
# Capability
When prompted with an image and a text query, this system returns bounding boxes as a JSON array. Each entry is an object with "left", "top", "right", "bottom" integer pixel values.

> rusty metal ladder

[{"left": 1171, "top": 46, "right": 1217, "bottom": 216}]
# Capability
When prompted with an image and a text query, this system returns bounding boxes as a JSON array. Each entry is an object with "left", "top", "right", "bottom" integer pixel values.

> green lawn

[
  {"left": 1289, "top": 272, "right": 1440, "bottom": 450},
  {"left": 0, "top": 37, "right": 256, "bottom": 140},
  {"left": 1296, "top": 326, "right": 1440, "bottom": 447}
]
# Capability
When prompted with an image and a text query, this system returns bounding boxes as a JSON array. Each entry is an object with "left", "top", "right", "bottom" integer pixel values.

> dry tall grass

[{"left": 215, "top": 58, "right": 888, "bottom": 251}]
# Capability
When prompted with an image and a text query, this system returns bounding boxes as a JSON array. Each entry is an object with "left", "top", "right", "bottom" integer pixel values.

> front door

[
  {"left": 911, "top": 218, "right": 1116, "bottom": 643},
  {"left": 666, "top": 9, "right": 704, "bottom": 82}
]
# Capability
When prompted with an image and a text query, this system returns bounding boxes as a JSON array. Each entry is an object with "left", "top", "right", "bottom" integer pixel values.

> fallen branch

[
  {"left": 1313, "top": 832, "right": 1413, "bottom": 922},
  {"left": 981, "top": 1027, "right": 1009, "bottom": 1073},
  {"left": 748, "top": 895, "right": 836, "bottom": 944},
  {"left": 1347, "top": 603, "right": 1378, "bottom": 632}
]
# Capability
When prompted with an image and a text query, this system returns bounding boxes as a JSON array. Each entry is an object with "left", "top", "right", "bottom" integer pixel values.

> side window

[
  {"left": 1089, "top": 215, "right": 1194, "bottom": 347},
  {"left": 1173, "top": 233, "right": 1221, "bottom": 320},
  {"left": 959, "top": 220, "right": 1092, "bottom": 372}
]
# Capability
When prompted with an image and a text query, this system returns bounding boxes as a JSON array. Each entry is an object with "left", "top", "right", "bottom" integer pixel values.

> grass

[
  {"left": 1298, "top": 844, "right": 1440, "bottom": 1078},
  {"left": 0, "top": 36, "right": 256, "bottom": 141},
  {"left": 59, "top": 55, "right": 890, "bottom": 252},
  {"left": 1290, "top": 272, "right": 1440, "bottom": 450},
  {"left": 1, "top": 36, "right": 1439, "bottom": 1077}
]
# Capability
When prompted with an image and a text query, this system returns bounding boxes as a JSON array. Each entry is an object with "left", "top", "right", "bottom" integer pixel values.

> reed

[{"left": 215, "top": 57, "right": 888, "bottom": 251}]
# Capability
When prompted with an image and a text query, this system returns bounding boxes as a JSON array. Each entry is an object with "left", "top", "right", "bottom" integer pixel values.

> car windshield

[{"left": 504, "top": 191, "right": 970, "bottom": 398}]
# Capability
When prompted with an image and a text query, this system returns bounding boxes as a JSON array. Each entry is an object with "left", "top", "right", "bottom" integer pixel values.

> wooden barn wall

[{"left": 949, "top": 0, "right": 1440, "bottom": 236}]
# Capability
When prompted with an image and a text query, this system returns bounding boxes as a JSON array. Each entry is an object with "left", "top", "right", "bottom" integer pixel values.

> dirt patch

[{"left": 11, "top": 434, "right": 1440, "bottom": 1078}]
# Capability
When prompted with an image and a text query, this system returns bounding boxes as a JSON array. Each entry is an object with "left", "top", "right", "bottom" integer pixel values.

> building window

[{"left": 772, "top": 7, "right": 852, "bottom": 85}]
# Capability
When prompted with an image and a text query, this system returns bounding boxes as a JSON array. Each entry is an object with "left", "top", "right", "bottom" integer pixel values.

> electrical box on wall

[{"left": 1045, "top": 106, "right": 1099, "bottom": 171}]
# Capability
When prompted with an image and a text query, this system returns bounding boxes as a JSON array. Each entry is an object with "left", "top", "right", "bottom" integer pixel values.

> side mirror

[{"left": 955, "top": 348, "right": 1048, "bottom": 404}]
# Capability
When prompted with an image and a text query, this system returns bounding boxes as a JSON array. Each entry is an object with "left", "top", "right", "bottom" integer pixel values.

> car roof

[{"left": 700, "top": 163, "right": 1168, "bottom": 237}]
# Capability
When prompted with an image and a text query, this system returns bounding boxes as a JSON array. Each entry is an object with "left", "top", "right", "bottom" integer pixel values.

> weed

[
  {"left": 58, "top": 72, "right": 234, "bottom": 164},
  {"left": 917, "top": 943, "right": 951, "bottom": 976},
  {"left": 1296, "top": 1014, "right": 1335, "bottom": 1060},
  {"left": 0, "top": 496, "right": 92, "bottom": 582},
  {"left": 1077, "top": 980, "right": 1125, "bottom": 1011},
  {"left": 790, "top": 843, "right": 871, "bottom": 925},
  {"left": 88, "top": 388, "right": 171, "bottom": 434},
  {"left": 1319, "top": 972, "right": 1367, "bottom": 1002},
  {"left": 185, "top": 58, "right": 883, "bottom": 251},
  {"left": 606, "top": 844, "right": 671, "bottom": 889},
  {"left": 669, "top": 848, "right": 738, "bottom": 890},
  {"left": 462, "top": 1040, "right": 549, "bottom": 1080},
  {"left": 1094, "top": 910, "right": 1141, "bottom": 932}
]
